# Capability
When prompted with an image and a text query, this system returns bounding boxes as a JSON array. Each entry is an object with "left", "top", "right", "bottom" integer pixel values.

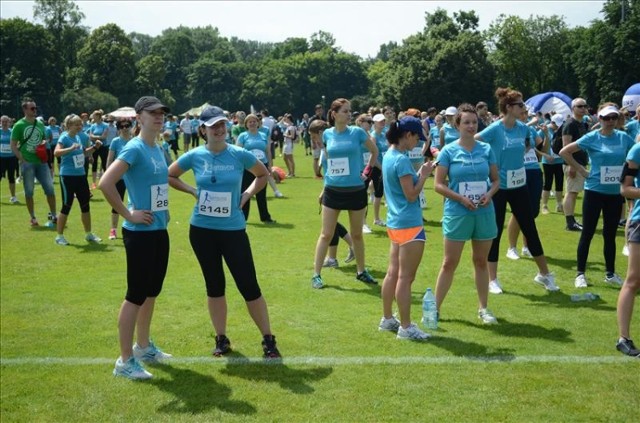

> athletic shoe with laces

[
  {"left": 109, "top": 228, "right": 117, "bottom": 240},
  {"left": 113, "top": 356, "right": 152, "bottom": 380},
  {"left": 133, "top": 340, "right": 172, "bottom": 363},
  {"left": 311, "top": 274, "right": 324, "bottom": 289},
  {"left": 521, "top": 247, "right": 533, "bottom": 258},
  {"left": 378, "top": 315, "right": 401, "bottom": 332},
  {"left": 356, "top": 269, "right": 377, "bottom": 285},
  {"left": 274, "top": 191, "right": 284, "bottom": 198},
  {"left": 478, "top": 308, "right": 498, "bottom": 325},
  {"left": 212, "top": 335, "right": 231, "bottom": 357},
  {"left": 566, "top": 222, "right": 583, "bottom": 232},
  {"left": 344, "top": 248, "right": 355, "bottom": 263},
  {"left": 55, "top": 235, "right": 69, "bottom": 246},
  {"left": 322, "top": 257, "right": 338, "bottom": 268},
  {"left": 262, "top": 335, "right": 281, "bottom": 359},
  {"left": 623, "top": 244, "right": 630, "bottom": 257},
  {"left": 30, "top": 217, "right": 39, "bottom": 227},
  {"left": 616, "top": 337, "right": 640, "bottom": 357},
  {"left": 362, "top": 224, "right": 372, "bottom": 234},
  {"left": 541, "top": 205, "right": 550, "bottom": 215},
  {"left": 85, "top": 233, "right": 102, "bottom": 243},
  {"left": 10, "top": 196, "right": 19, "bottom": 204},
  {"left": 374, "top": 219, "right": 386, "bottom": 227},
  {"left": 574, "top": 274, "right": 588, "bottom": 288},
  {"left": 489, "top": 279, "right": 503, "bottom": 294},
  {"left": 556, "top": 204, "right": 564, "bottom": 213},
  {"left": 604, "top": 273, "right": 623, "bottom": 287},
  {"left": 397, "top": 323, "right": 431, "bottom": 340},
  {"left": 506, "top": 247, "right": 520, "bottom": 260},
  {"left": 534, "top": 272, "right": 560, "bottom": 291}
]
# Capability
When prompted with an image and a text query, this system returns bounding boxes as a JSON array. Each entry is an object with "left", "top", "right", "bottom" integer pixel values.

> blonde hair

[{"left": 63, "top": 114, "right": 82, "bottom": 128}]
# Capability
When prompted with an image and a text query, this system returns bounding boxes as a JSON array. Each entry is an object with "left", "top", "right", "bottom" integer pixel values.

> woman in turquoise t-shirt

[
  {"left": 434, "top": 104, "right": 500, "bottom": 325},
  {"left": 440, "top": 107, "right": 460, "bottom": 147},
  {"left": 106, "top": 120, "right": 133, "bottom": 240}
]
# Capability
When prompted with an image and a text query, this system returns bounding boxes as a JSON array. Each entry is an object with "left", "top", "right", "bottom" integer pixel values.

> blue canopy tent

[
  {"left": 525, "top": 91, "right": 572, "bottom": 119},
  {"left": 622, "top": 83, "right": 640, "bottom": 113}
]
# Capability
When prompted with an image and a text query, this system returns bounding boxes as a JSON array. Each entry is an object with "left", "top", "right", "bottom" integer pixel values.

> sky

[{"left": 1, "top": 1, "right": 607, "bottom": 58}]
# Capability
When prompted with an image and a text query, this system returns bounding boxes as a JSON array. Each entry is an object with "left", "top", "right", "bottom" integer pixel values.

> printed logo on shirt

[{"left": 151, "top": 156, "right": 164, "bottom": 174}]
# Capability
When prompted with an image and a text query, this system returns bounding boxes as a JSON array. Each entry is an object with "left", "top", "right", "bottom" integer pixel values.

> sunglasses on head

[{"left": 600, "top": 115, "right": 618, "bottom": 122}]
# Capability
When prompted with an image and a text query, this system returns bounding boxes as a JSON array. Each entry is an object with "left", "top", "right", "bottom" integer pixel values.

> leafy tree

[
  {"left": 309, "top": 31, "right": 337, "bottom": 52},
  {"left": 61, "top": 85, "right": 118, "bottom": 115},
  {"left": 269, "top": 37, "right": 309, "bottom": 59},
  {"left": 33, "top": 0, "right": 86, "bottom": 68},
  {"left": 186, "top": 58, "right": 244, "bottom": 111},
  {"left": 129, "top": 32, "right": 154, "bottom": 61},
  {"left": 135, "top": 55, "right": 166, "bottom": 95},
  {"left": 229, "top": 37, "right": 275, "bottom": 62}
]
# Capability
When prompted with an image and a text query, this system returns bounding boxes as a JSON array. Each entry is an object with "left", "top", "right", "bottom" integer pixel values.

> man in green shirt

[{"left": 10, "top": 100, "right": 57, "bottom": 227}]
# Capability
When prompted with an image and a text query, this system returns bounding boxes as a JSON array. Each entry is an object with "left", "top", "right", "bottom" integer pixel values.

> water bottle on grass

[
  {"left": 422, "top": 288, "right": 438, "bottom": 330},
  {"left": 570, "top": 292, "right": 601, "bottom": 302}
]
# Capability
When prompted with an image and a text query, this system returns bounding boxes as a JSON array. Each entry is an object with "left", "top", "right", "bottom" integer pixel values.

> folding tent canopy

[
  {"left": 525, "top": 92, "right": 572, "bottom": 118},
  {"left": 105, "top": 106, "right": 136, "bottom": 118},
  {"left": 180, "top": 102, "right": 211, "bottom": 117}
]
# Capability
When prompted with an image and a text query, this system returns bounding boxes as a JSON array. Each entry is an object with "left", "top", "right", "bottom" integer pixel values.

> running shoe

[
  {"left": 604, "top": 273, "right": 623, "bottom": 287},
  {"left": 378, "top": 315, "right": 401, "bottom": 332},
  {"left": 311, "top": 274, "right": 324, "bottom": 289},
  {"left": 566, "top": 222, "right": 583, "bottom": 232},
  {"left": 374, "top": 219, "right": 386, "bottom": 227},
  {"left": 362, "top": 224, "right": 372, "bottom": 234},
  {"left": 556, "top": 204, "right": 564, "bottom": 213},
  {"left": 478, "top": 308, "right": 498, "bottom": 325},
  {"left": 212, "top": 335, "right": 231, "bottom": 357},
  {"left": 274, "top": 191, "right": 284, "bottom": 198},
  {"left": 397, "top": 324, "right": 431, "bottom": 340},
  {"left": 506, "top": 248, "right": 520, "bottom": 260},
  {"left": 356, "top": 270, "right": 377, "bottom": 285},
  {"left": 55, "top": 235, "right": 69, "bottom": 246},
  {"left": 521, "top": 247, "right": 533, "bottom": 258},
  {"left": 109, "top": 228, "right": 117, "bottom": 240},
  {"left": 91, "top": 183, "right": 97, "bottom": 190},
  {"left": 262, "top": 335, "right": 281, "bottom": 359},
  {"left": 574, "top": 274, "right": 588, "bottom": 288},
  {"left": 85, "top": 233, "right": 102, "bottom": 243},
  {"left": 489, "top": 279, "right": 503, "bottom": 294},
  {"left": 9, "top": 196, "right": 19, "bottom": 204},
  {"left": 533, "top": 272, "right": 560, "bottom": 291},
  {"left": 133, "top": 340, "right": 172, "bottom": 363},
  {"left": 541, "top": 205, "right": 550, "bottom": 215},
  {"left": 344, "top": 248, "right": 355, "bottom": 263},
  {"left": 113, "top": 356, "right": 152, "bottom": 380},
  {"left": 322, "top": 258, "right": 338, "bottom": 268},
  {"left": 30, "top": 217, "right": 39, "bottom": 227},
  {"left": 616, "top": 338, "right": 640, "bottom": 357}
]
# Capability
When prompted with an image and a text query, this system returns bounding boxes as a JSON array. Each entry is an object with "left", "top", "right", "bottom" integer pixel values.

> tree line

[{"left": 1, "top": 0, "right": 637, "bottom": 120}]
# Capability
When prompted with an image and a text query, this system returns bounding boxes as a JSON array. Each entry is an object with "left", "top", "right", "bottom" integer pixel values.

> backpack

[
  {"left": 271, "top": 125, "right": 284, "bottom": 142},
  {"left": 288, "top": 126, "right": 297, "bottom": 141},
  {"left": 551, "top": 124, "right": 564, "bottom": 154}
]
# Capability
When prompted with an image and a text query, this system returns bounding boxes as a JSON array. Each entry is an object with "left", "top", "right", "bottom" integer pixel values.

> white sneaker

[
  {"left": 85, "top": 233, "right": 102, "bottom": 243},
  {"left": 574, "top": 274, "right": 588, "bottom": 288},
  {"left": 322, "top": 257, "right": 338, "bottom": 268},
  {"left": 604, "top": 273, "right": 623, "bottom": 287},
  {"left": 274, "top": 191, "right": 284, "bottom": 198},
  {"left": 133, "top": 341, "right": 172, "bottom": 363},
  {"left": 378, "top": 315, "right": 401, "bottom": 332},
  {"left": 489, "top": 279, "right": 503, "bottom": 294},
  {"left": 506, "top": 247, "right": 520, "bottom": 260},
  {"left": 9, "top": 196, "right": 19, "bottom": 204},
  {"left": 113, "top": 356, "right": 152, "bottom": 380},
  {"left": 397, "top": 323, "right": 431, "bottom": 340},
  {"left": 534, "top": 272, "right": 560, "bottom": 291},
  {"left": 55, "top": 235, "right": 69, "bottom": 246},
  {"left": 623, "top": 244, "right": 629, "bottom": 257},
  {"left": 521, "top": 247, "right": 533, "bottom": 258},
  {"left": 362, "top": 224, "right": 372, "bottom": 234},
  {"left": 478, "top": 308, "right": 498, "bottom": 325}
]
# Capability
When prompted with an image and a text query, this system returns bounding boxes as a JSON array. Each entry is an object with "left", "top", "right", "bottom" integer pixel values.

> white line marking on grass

[{"left": 0, "top": 355, "right": 632, "bottom": 366}]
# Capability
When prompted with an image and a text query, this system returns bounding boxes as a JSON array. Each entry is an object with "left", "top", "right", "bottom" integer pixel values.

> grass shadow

[
  {"left": 220, "top": 352, "right": 333, "bottom": 394},
  {"left": 246, "top": 221, "right": 295, "bottom": 229},
  {"left": 429, "top": 335, "right": 517, "bottom": 360},
  {"left": 445, "top": 317, "right": 574, "bottom": 343},
  {"left": 545, "top": 255, "right": 605, "bottom": 271},
  {"left": 68, "top": 242, "right": 111, "bottom": 253},
  {"left": 148, "top": 363, "right": 256, "bottom": 415},
  {"left": 505, "top": 290, "right": 616, "bottom": 311}
]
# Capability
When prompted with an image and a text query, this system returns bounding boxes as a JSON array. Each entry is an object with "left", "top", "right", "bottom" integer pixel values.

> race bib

[
  {"left": 524, "top": 148, "right": 538, "bottom": 164},
  {"left": 458, "top": 181, "right": 487, "bottom": 206},
  {"left": 328, "top": 157, "right": 350, "bottom": 176},
  {"left": 507, "top": 167, "right": 526, "bottom": 188},
  {"left": 73, "top": 153, "right": 85, "bottom": 168},
  {"left": 600, "top": 165, "right": 622, "bottom": 184},
  {"left": 150, "top": 183, "right": 169, "bottom": 211},
  {"left": 0, "top": 144, "right": 11, "bottom": 154},
  {"left": 198, "top": 190, "right": 231, "bottom": 217},
  {"left": 362, "top": 152, "right": 371, "bottom": 163},
  {"left": 251, "top": 149, "right": 266, "bottom": 161},
  {"left": 408, "top": 147, "right": 423, "bottom": 160},
  {"left": 419, "top": 190, "right": 427, "bottom": 209}
]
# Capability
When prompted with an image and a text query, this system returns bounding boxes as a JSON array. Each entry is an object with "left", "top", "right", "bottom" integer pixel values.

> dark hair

[
  {"left": 454, "top": 103, "right": 478, "bottom": 127},
  {"left": 495, "top": 87, "right": 523, "bottom": 115},
  {"left": 309, "top": 119, "right": 329, "bottom": 134},
  {"left": 385, "top": 121, "right": 405, "bottom": 145},
  {"left": 327, "top": 98, "right": 349, "bottom": 127}
]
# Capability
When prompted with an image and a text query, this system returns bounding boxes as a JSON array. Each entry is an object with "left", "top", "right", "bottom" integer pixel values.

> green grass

[{"left": 1, "top": 146, "right": 638, "bottom": 422}]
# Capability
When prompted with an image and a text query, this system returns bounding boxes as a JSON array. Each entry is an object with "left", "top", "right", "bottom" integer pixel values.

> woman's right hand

[{"left": 128, "top": 209, "right": 154, "bottom": 225}]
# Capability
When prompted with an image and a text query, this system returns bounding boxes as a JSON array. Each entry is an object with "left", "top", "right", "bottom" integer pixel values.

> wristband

[{"left": 363, "top": 165, "right": 373, "bottom": 179}]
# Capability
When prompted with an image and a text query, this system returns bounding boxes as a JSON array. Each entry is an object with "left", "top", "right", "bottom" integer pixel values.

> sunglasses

[
  {"left": 574, "top": 104, "right": 588, "bottom": 109},
  {"left": 509, "top": 102, "right": 525, "bottom": 108},
  {"left": 27, "top": 107, "right": 37, "bottom": 111},
  {"left": 363, "top": 120, "right": 373, "bottom": 124},
  {"left": 600, "top": 115, "right": 618, "bottom": 122},
  {"left": 118, "top": 124, "right": 132, "bottom": 129}
]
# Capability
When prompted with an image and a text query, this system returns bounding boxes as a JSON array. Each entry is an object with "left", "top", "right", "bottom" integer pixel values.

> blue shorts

[{"left": 442, "top": 213, "right": 497, "bottom": 241}]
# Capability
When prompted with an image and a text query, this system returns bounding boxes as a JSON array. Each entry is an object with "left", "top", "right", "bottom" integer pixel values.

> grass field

[{"left": 1, "top": 145, "right": 638, "bottom": 422}]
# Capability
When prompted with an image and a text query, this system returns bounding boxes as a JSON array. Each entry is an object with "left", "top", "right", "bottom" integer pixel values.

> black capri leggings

[
  {"left": 330, "top": 222, "right": 348, "bottom": 246},
  {"left": 0, "top": 156, "right": 19, "bottom": 183},
  {"left": 370, "top": 166, "right": 384, "bottom": 198},
  {"left": 111, "top": 179, "right": 126, "bottom": 214},
  {"left": 542, "top": 163, "right": 564, "bottom": 192},
  {"left": 577, "top": 190, "right": 624, "bottom": 274},
  {"left": 59, "top": 175, "right": 91, "bottom": 215},
  {"left": 122, "top": 229, "right": 169, "bottom": 306},
  {"left": 91, "top": 145, "right": 108, "bottom": 173},
  {"left": 489, "top": 186, "right": 544, "bottom": 262},
  {"left": 189, "top": 225, "right": 262, "bottom": 301}
]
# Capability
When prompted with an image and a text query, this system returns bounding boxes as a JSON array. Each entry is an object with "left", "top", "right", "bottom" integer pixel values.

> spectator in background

[
  {"left": 562, "top": 98, "right": 590, "bottom": 232},
  {"left": 190, "top": 114, "right": 200, "bottom": 147},
  {"left": 88, "top": 110, "right": 109, "bottom": 190},
  {"left": 163, "top": 114, "right": 179, "bottom": 159},
  {"left": 106, "top": 119, "right": 134, "bottom": 240},
  {"left": 46, "top": 116, "right": 61, "bottom": 178},
  {"left": 476, "top": 101, "right": 492, "bottom": 132},
  {"left": 440, "top": 106, "right": 460, "bottom": 147},
  {"left": 282, "top": 113, "right": 297, "bottom": 177},
  {"left": 231, "top": 110, "right": 247, "bottom": 144},
  {"left": 1, "top": 115, "right": 19, "bottom": 204},
  {"left": 179, "top": 113, "right": 193, "bottom": 152}
]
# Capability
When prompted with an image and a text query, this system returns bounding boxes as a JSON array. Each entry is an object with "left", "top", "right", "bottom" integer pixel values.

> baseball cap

[
  {"left": 550, "top": 114, "right": 565, "bottom": 127},
  {"left": 200, "top": 106, "right": 228, "bottom": 127},
  {"left": 134, "top": 96, "right": 170, "bottom": 114},
  {"left": 372, "top": 113, "right": 385, "bottom": 122},
  {"left": 397, "top": 116, "right": 427, "bottom": 141},
  {"left": 597, "top": 105, "right": 620, "bottom": 118},
  {"left": 445, "top": 106, "right": 457, "bottom": 116}
]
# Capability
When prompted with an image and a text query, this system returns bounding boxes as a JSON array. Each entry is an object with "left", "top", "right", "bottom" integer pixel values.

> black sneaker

[
  {"left": 262, "top": 219, "right": 277, "bottom": 224},
  {"left": 262, "top": 335, "right": 281, "bottom": 359},
  {"left": 566, "top": 222, "right": 583, "bottom": 232},
  {"left": 212, "top": 335, "right": 231, "bottom": 357},
  {"left": 616, "top": 337, "right": 640, "bottom": 357},
  {"left": 356, "top": 270, "right": 378, "bottom": 285}
]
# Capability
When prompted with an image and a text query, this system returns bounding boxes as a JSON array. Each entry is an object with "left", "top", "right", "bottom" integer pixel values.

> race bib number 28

[{"left": 150, "top": 184, "right": 169, "bottom": 211}]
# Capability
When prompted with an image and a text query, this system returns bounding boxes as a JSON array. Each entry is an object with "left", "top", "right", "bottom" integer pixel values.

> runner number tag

[
  {"left": 150, "top": 183, "right": 169, "bottom": 211},
  {"left": 506, "top": 167, "right": 526, "bottom": 188},
  {"left": 458, "top": 181, "right": 487, "bottom": 206},
  {"left": 198, "top": 190, "right": 231, "bottom": 217},
  {"left": 73, "top": 152, "right": 85, "bottom": 168},
  {"left": 251, "top": 149, "right": 265, "bottom": 161},
  {"left": 600, "top": 166, "right": 622, "bottom": 184},
  {"left": 408, "top": 147, "right": 423, "bottom": 160},
  {"left": 328, "top": 157, "right": 350, "bottom": 176}
]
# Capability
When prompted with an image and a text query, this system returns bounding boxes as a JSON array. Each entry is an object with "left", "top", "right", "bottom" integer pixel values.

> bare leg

[
  {"left": 80, "top": 211, "right": 92, "bottom": 233},
  {"left": 618, "top": 243, "right": 640, "bottom": 339},
  {"left": 348, "top": 208, "right": 367, "bottom": 274},
  {"left": 435, "top": 239, "right": 465, "bottom": 310},
  {"left": 472, "top": 240, "right": 493, "bottom": 309},
  {"left": 118, "top": 300, "right": 141, "bottom": 360},
  {"left": 314, "top": 207, "right": 340, "bottom": 275},
  {"left": 245, "top": 296, "right": 272, "bottom": 335},
  {"left": 507, "top": 214, "right": 519, "bottom": 249},
  {"left": 208, "top": 296, "right": 227, "bottom": 335},
  {"left": 56, "top": 213, "right": 68, "bottom": 235},
  {"left": 381, "top": 242, "right": 399, "bottom": 318},
  {"left": 396, "top": 241, "right": 425, "bottom": 328},
  {"left": 135, "top": 297, "right": 156, "bottom": 348}
]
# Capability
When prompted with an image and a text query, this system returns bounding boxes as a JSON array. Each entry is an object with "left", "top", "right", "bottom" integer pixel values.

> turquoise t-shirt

[
  {"left": 109, "top": 136, "right": 128, "bottom": 159},
  {"left": 442, "top": 122, "right": 460, "bottom": 146},
  {"left": 625, "top": 119, "right": 639, "bottom": 141},
  {"left": 47, "top": 125, "right": 61, "bottom": 149},
  {"left": 627, "top": 143, "right": 640, "bottom": 222},
  {"left": 576, "top": 129, "right": 634, "bottom": 195},
  {"left": 322, "top": 126, "right": 369, "bottom": 188},
  {"left": 57, "top": 132, "right": 89, "bottom": 176},
  {"left": 430, "top": 126, "right": 441, "bottom": 149},
  {"left": 382, "top": 148, "right": 422, "bottom": 229},
  {"left": 237, "top": 131, "right": 269, "bottom": 164},
  {"left": 437, "top": 141, "right": 496, "bottom": 216},
  {"left": 370, "top": 130, "right": 388, "bottom": 167},
  {"left": 118, "top": 137, "right": 169, "bottom": 231},
  {"left": 0, "top": 128, "right": 15, "bottom": 158},
  {"left": 90, "top": 122, "right": 108, "bottom": 140},
  {"left": 176, "top": 144, "right": 257, "bottom": 231},
  {"left": 524, "top": 126, "right": 542, "bottom": 170},
  {"left": 540, "top": 128, "right": 564, "bottom": 165},
  {"left": 477, "top": 120, "right": 529, "bottom": 190}
]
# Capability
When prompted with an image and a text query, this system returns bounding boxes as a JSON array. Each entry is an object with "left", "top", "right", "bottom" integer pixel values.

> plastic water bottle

[
  {"left": 570, "top": 292, "right": 601, "bottom": 302},
  {"left": 422, "top": 288, "right": 438, "bottom": 330}
]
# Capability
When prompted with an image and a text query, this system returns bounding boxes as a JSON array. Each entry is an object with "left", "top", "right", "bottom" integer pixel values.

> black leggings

[
  {"left": 122, "top": 229, "right": 169, "bottom": 306},
  {"left": 111, "top": 179, "right": 126, "bottom": 214},
  {"left": 59, "top": 175, "right": 91, "bottom": 215},
  {"left": 542, "top": 163, "right": 564, "bottom": 192},
  {"left": 370, "top": 166, "right": 384, "bottom": 198},
  {"left": 241, "top": 170, "right": 271, "bottom": 221},
  {"left": 0, "top": 156, "right": 19, "bottom": 183},
  {"left": 489, "top": 186, "right": 544, "bottom": 262},
  {"left": 189, "top": 225, "right": 262, "bottom": 301},
  {"left": 91, "top": 145, "right": 108, "bottom": 173},
  {"left": 577, "top": 190, "right": 624, "bottom": 273},
  {"left": 330, "top": 222, "right": 348, "bottom": 246}
]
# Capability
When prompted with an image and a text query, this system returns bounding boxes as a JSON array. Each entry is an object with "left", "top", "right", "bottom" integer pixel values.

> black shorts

[
  {"left": 122, "top": 229, "right": 169, "bottom": 305},
  {"left": 0, "top": 156, "right": 19, "bottom": 182},
  {"left": 322, "top": 185, "right": 367, "bottom": 210}
]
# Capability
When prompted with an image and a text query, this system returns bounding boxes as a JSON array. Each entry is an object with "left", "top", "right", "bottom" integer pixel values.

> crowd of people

[{"left": 2, "top": 92, "right": 639, "bottom": 380}]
